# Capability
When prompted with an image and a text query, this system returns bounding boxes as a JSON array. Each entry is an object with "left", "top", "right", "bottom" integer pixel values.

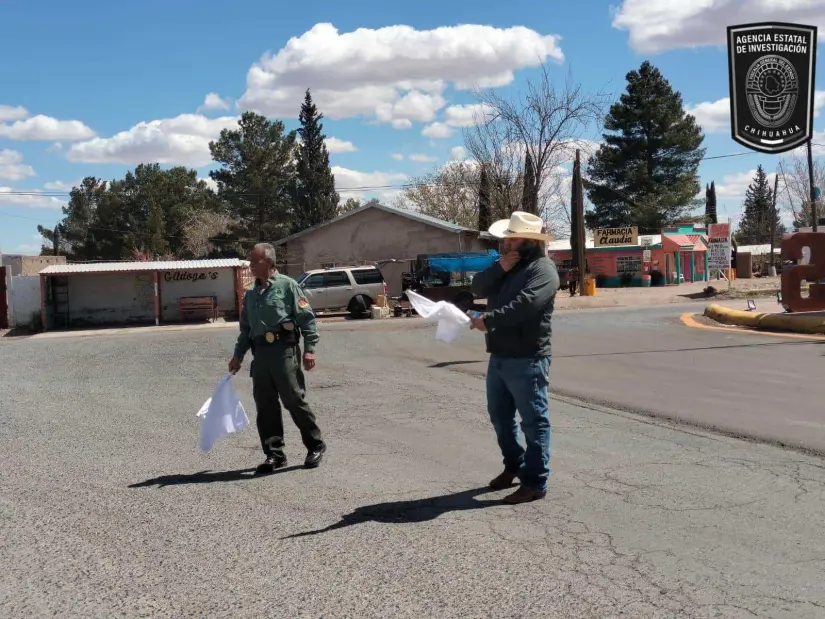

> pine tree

[
  {"left": 478, "top": 164, "right": 492, "bottom": 230},
  {"left": 209, "top": 111, "right": 297, "bottom": 243},
  {"left": 293, "top": 89, "right": 340, "bottom": 233},
  {"left": 585, "top": 61, "right": 706, "bottom": 231},
  {"left": 521, "top": 151, "right": 537, "bottom": 214},
  {"left": 736, "top": 165, "right": 784, "bottom": 244},
  {"left": 705, "top": 181, "right": 717, "bottom": 224}
]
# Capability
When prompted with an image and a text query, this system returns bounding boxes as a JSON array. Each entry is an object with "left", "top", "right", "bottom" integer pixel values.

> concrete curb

[{"left": 704, "top": 303, "right": 825, "bottom": 334}]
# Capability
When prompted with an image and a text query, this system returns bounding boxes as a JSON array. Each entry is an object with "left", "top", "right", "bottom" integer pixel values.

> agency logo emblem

[{"left": 727, "top": 22, "right": 817, "bottom": 154}]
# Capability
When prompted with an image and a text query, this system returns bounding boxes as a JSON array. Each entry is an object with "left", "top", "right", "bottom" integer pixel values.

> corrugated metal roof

[
  {"left": 546, "top": 238, "right": 595, "bottom": 251},
  {"left": 272, "top": 201, "right": 476, "bottom": 246},
  {"left": 40, "top": 258, "right": 249, "bottom": 275},
  {"left": 737, "top": 244, "right": 779, "bottom": 255}
]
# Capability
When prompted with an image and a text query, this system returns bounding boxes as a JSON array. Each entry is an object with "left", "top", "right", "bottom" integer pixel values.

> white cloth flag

[
  {"left": 405, "top": 289, "right": 471, "bottom": 343},
  {"left": 196, "top": 374, "right": 250, "bottom": 452}
]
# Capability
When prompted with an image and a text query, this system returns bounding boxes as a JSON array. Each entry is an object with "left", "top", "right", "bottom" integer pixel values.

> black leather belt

[{"left": 253, "top": 331, "right": 297, "bottom": 346}]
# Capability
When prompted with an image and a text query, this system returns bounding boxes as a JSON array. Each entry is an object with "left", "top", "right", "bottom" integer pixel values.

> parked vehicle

[
  {"left": 296, "top": 265, "right": 388, "bottom": 317},
  {"left": 398, "top": 250, "right": 499, "bottom": 312}
]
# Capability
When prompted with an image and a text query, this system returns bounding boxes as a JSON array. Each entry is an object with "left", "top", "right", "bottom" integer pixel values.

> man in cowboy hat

[{"left": 469, "top": 211, "right": 559, "bottom": 504}]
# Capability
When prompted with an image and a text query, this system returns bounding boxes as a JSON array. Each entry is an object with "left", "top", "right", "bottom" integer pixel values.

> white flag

[
  {"left": 196, "top": 374, "right": 250, "bottom": 452},
  {"left": 405, "top": 289, "right": 471, "bottom": 343}
]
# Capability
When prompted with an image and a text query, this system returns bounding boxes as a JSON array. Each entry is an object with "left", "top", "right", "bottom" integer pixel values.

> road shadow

[
  {"left": 428, "top": 360, "right": 483, "bottom": 368},
  {"left": 555, "top": 338, "right": 824, "bottom": 358},
  {"left": 0, "top": 327, "right": 35, "bottom": 338},
  {"left": 128, "top": 465, "right": 302, "bottom": 488},
  {"left": 282, "top": 486, "right": 503, "bottom": 539}
]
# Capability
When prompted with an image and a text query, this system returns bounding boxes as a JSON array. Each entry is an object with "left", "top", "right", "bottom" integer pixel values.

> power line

[
  {"left": 0, "top": 147, "right": 814, "bottom": 244},
  {"left": 0, "top": 148, "right": 782, "bottom": 201}
]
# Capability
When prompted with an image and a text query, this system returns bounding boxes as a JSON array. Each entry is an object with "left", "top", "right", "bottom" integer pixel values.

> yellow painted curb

[
  {"left": 703, "top": 303, "right": 825, "bottom": 335},
  {"left": 680, "top": 313, "right": 825, "bottom": 340}
]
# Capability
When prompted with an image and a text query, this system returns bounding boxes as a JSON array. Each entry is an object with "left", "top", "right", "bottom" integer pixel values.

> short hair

[{"left": 252, "top": 242, "right": 277, "bottom": 266}]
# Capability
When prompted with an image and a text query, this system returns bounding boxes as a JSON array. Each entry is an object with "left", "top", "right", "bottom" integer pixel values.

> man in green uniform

[{"left": 228, "top": 243, "right": 326, "bottom": 474}]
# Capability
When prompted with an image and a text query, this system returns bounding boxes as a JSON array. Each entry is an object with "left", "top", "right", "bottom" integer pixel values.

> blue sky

[{"left": 2, "top": 0, "right": 824, "bottom": 254}]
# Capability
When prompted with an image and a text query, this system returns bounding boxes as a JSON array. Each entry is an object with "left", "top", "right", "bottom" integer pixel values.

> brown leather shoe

[
  {"left": 489, "top": 469, "right": 520, "bottom": 490},
  {"left": 503, "top": 486, "right": 547, "bottom": 504}
]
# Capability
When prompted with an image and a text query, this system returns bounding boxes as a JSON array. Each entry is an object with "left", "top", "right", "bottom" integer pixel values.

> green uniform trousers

[{"left": 250, "top": 340, "right": 324, "bottom": 458}]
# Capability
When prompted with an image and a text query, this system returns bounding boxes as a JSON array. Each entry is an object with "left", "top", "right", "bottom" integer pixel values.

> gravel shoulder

[{"left": 1, "top": 322, "right": 824, "bottom": 618}]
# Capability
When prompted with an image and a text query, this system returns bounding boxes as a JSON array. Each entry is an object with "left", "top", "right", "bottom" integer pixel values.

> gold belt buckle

[{"left": 264, "top": 331, "right": 275, "bottom": 344}]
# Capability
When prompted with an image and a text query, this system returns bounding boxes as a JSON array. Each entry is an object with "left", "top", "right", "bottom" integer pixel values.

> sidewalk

[{"left": 554, "top": 277, "right": 782, "bottom": 311}]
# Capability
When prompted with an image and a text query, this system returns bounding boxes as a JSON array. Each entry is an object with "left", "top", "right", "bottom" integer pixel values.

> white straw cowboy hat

[{"left": 488, "top": 211, "right": 554, "bottom": 242}]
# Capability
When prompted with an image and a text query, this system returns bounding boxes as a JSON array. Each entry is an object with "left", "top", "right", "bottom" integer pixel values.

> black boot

[
  {"left": 304, "top": 444, "right": 327, "bottom": 468},
  {"left": 256, "top": 454, "right": 287, "bottom": 475}
]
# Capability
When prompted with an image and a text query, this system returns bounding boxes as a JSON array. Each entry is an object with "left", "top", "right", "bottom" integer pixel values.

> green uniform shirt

[{"left": 234, "top": 273, "right": 319, "bottom": 360}]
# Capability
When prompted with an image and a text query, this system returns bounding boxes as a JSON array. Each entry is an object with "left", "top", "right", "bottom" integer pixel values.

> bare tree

[
  {"left": 399, "top": 161, "right": 480, "bottom": 228},
  {"left": 182, "top": 211, "right": 236, "bottom": 258},
  {"left": 397, "top": 160, "right": 526, "bottom": 229},
  {"left": 777, "top": 152, "right": 825, "bottom": 228},
  {"left": 463, "top": 63, "right": 607, "bottom": 234}
]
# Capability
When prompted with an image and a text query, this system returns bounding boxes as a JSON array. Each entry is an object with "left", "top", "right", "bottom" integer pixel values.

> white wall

[
  {"left": 159, "top": 269, "right": 236, "bottom": 320},
  {"left": 9, "top": 275, "right": 41, "bottom": 328},
  {"left": 68, "top": 273, "right": 155, "bottom": 325}
]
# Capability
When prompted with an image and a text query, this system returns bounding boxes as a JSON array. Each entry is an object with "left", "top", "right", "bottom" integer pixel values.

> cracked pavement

[{"left": 1, "top": 312, "right": 824, "bottom": 618}]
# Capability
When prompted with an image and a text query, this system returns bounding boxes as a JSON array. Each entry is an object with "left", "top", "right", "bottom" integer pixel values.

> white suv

[{"left": 296, "top": 265, "right": 388, "bottom": 317}]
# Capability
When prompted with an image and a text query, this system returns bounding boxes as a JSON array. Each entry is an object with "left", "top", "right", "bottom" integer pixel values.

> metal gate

[{"left": 0, "top": 267, "right": 8, "bottom": 329}]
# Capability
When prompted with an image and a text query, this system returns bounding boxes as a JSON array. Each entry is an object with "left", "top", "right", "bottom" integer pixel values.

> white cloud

[
  {"left": 46, "top": 142, "right": 63, "bottom": 152},
  {"left": 42, "top": 179, "right": 82, "bottom": 191},
  {"left": 443, "top": 103, "right": 496, "bottom": 128},
  {"left": 325, "top": 137, "right": 357, "bottom": 153},
  {"left": 198, "top": 177, "right": 218, "bottom": 191},
  {"left": 449, "top": 146, "right": 468, "bottom": 161},
  {"left": 0, "top": 105, "right": 29, "bottom": 122},
  {"left": 65, "top": 113, "right": 239, "bottom": 167},
  {"left": 375, "top": 91, "right": 447, "bottom": 128},
  {"left": 715, "top": 168, "right": 778, "bottom": 200},
  {"left": 0, "top": 114, "right": 96, "bottom": 141},
  {"left": 237, "top": 23, "right": 563, "bottom": 128},
  {"left": 391, "top": 153, "right": 404, "bottom": 160},
  {"left": 422, "top": 122, "right": 454, "bottom": 139},
  {"left": 409, "top": 153, "right": 437, "bottom": 163},
  {"left": 0, "top": 150, "right": 36, "bottom": 182},
  {"left": 686, "top": 99, "right": 731, "bottom": 133},
  {"left": 198, "top": 93, "right": 232, "bottom": 112},
  {"left": 0, "top": 186, "right": 66, "bottom": 209},
  {"left": 613, "top": 0, "right": 825, "bottom": 54},
  {"left": 687, "top": 92, "right": 825, "bottom": 133},
  {"left": 332, "top": 165, "right": 408, "bottom": 203},
  {"left": 791, "top": 128, "right": 825, "bottom": 156}
]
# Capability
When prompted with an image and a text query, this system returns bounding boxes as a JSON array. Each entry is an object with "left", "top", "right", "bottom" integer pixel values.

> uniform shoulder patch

[{"left": 297, "top": 296, "right": 309, "bottom": 309}]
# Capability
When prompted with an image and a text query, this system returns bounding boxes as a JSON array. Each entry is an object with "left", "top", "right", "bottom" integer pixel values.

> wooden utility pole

[
  {"left": 573, "top": 149, "right": 587, "bottom": 292},
  {"left": 769, "top": 172, "right": 778, "bottom": 274},
  {"left": 807, "top": 140, "right": 818, "bottom": 232}
]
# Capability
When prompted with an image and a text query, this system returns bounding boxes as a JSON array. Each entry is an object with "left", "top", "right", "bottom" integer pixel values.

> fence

[{"left": 7, "top": 275, "right": 41, "bottom": 329}]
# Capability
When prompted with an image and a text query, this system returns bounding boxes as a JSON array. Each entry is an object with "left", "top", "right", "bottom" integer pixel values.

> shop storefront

[
  {"left": 547, "top": 229, "right": 664, "bottom": 287},
  {"left": 661, "top": 225, "right": 709, "bottom": 284},
  {"left": 37, "top": 258, "right": 250, "bottom": 331}
]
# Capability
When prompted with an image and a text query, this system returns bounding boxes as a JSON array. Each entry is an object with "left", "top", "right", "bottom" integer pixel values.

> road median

[{"left": 703, "top": 303, "right": 825, "bottom": 334}]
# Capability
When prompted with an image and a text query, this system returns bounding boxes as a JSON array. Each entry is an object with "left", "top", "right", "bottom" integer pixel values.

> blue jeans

[{"left": 486, "top": 355, "right": 551, "bottom": 491}]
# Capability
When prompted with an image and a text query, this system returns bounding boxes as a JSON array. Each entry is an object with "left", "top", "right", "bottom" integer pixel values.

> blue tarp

[{"left": 426, "top": 250, "right": 499, "bottom": 273}]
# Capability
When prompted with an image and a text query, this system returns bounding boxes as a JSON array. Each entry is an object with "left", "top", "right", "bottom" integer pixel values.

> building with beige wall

[
  {"left": 273, "top": 203, "right": 496, "bottom": 295},
  {"left": 1, "top": 254, "right": 66, "bottom": 276}
]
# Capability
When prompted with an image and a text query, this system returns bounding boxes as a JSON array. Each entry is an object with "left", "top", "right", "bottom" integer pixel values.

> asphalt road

[
  {"left": 393, "top": 301, "right": 825, "bottom": 456},
  {"left": 1, "top": 314, "right": 824, "bottom": 618}
]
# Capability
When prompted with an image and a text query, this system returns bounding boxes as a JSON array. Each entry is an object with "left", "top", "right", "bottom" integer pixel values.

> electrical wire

[
  {"left": 0, "top": 146, "right": 815, "bottom": 242},
  {"left": 0, "top": 148, "right": 780, "bottom": 200}
]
